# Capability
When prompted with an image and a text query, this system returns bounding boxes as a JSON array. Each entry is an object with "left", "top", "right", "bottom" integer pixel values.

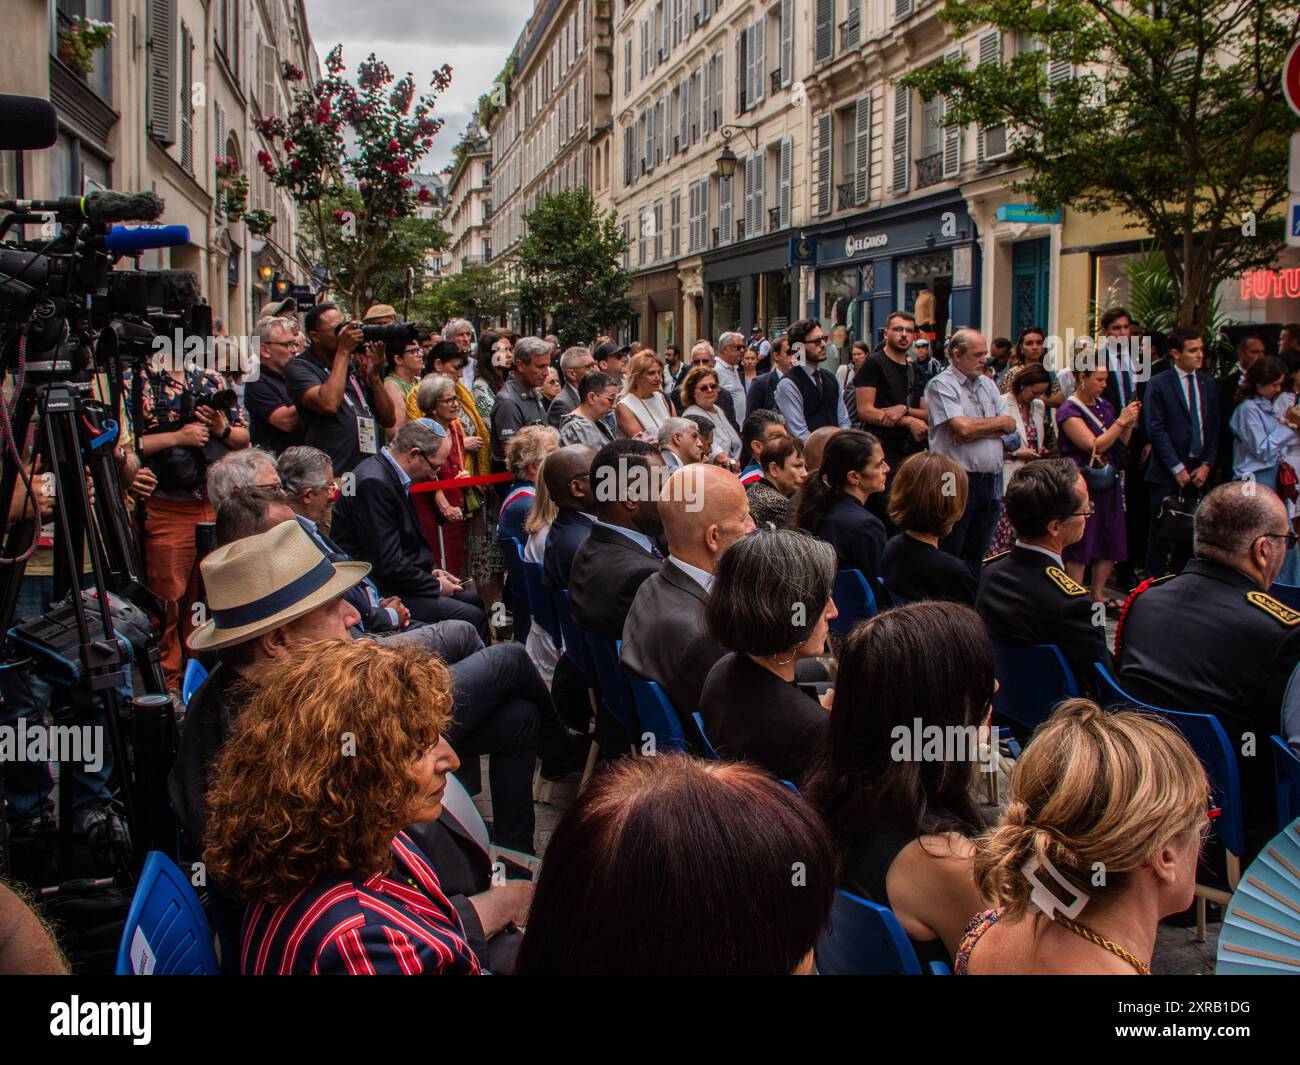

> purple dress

[{"left": 1056, "top": 397, "right": 1127, "bottom": 564}]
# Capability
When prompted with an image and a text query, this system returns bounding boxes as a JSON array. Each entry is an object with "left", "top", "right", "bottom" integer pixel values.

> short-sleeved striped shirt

[{"left": 239, "top": 832, "right": 482, "bottom": 975}]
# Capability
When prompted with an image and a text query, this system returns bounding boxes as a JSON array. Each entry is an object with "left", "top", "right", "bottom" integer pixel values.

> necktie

[
  {"left": 1185, "top": 374, "right": 1202, "bottom": 459},
  {"left": 650, "top": 544, "right": 665, "bottom": 561}
]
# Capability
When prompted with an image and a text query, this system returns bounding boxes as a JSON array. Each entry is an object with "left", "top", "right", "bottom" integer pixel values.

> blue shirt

[
  {"left": 381, "top": 446, "right": 413, "bottom": 491},
  {"left": 592, "top": 518, "right": 655, "bottom": 555},
  {"left": 775, "top": 364, "right": 850, "bottom": 441}
]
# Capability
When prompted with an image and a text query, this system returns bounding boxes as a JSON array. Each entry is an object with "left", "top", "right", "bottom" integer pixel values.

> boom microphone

[
  {"left": 99, "top": 225, "right": 191, "bottom": 255},
  {"left": 0, "top": 94, "right": 58, "bottom": 150},
  {"left": 0, "top": 190, "right": 164, "bottom": 224}
]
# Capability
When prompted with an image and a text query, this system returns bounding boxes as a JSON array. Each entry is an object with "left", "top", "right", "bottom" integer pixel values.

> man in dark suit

[
  {"left": 977, "top": 458, "right": 1112, "bottom": 694},
  {"left": 1118, "top": 481, "right": 1300, "bottom": 857},
  {"left": 621, "top": 464, "right": 756, "bottom": 719},
  {"left": 569, "top": 439, "right": 666, "bottom": 642},
  {"left": 547, "top": 345, "right": 596, "bottom": 430},
  {"left": 330, "top": 420, "right": 489, "bottom": 639},
  {"left": 1143, "top": 327, "right": 1220, "bottom": 577},
  {"left": 540, "top": 443, "right": 598, "bottom": 589},
  {"left": 1215, "top": 333, "right": 1267, "bottom": 482},
  {"left": 1096, "top": 308, "right": 1146, "bottom": 588}
]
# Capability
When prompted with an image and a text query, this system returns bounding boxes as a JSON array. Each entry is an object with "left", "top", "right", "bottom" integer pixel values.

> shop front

[
  {"left": 701, "top": 233, "right": 799, "bottom": 342},
  {"left": 630, "top": 265, "right": 682, "bottom": 353},
  {"left": 805, "top": 190, "right": 981, "bottom": 355}
]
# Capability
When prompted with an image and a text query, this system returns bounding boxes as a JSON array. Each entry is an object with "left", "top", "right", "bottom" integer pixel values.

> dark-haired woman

[
  {"left": 1001, "top": 325, "right": 1064, "bottom": 408},
  {"left": 514, "top": 755, "right": 837, "bottom": 975},
  {"left": 805, "top": 603, "right": 993, "bottom": 967},
  {"left": 792, "top": 428, "right": 890, "bottom": 599},
  {"left": 698, "top": 529, "right": 838, "bottom": 781},
  {"left": 745, "top": 434, "right": 807, "bottom": 527},
  {"left": 883, "top": 451, "right": 977, "bottom": 605}
]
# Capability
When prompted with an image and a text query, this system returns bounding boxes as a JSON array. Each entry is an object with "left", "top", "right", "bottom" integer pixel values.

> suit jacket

[
  {"left": 296, "top": 516, "right": 396, "bottom": 633},
  {"left": 541, "top": 507, "right": 594, "bottom": 590},
  {"left": 717, "top": 386, "right": 739, "bottom": 432},
  {"left": 331, "top": 452, "right": 442, "bottom": 601},
  {"left": 547, "top": 383, "right": 581, "bottom": 430},
  {"left": 620, "top": 559, "right": 727, "bottom": 718},
  {"left": 568, "top": 523, "right": 662, "bottom": 642},
  {"left": 1142, "top": 366, "right": 1220, "bottom": 488},
  {"left": 814, "top": 491, "right": 889, "bottom": 595},
  {"left": 976, "top": 544, "right": 1113, "bottom": 694},
  {"left": 746, "top": 369, "right": 782, "bottom": 414},
  {"left": 1216, "top": 368, "right": 1244, "bottom": 478}
]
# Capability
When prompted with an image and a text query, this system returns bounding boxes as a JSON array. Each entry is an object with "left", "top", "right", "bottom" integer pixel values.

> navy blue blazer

[
  {"left": 1142, "top": 367, "right": 1219, "bottom": 488},
  {"left": 813, "top": 491, "right": 889, "bottom": 595},
  {"left": 746, "top": 370, "right": 782, "bottom": 414},
  {"left": 330, "top": 452, "right": 443, "bottom": 601},
  {"left": 542, "top": 507, "right": 594, "bottom": 590},
  {"left": 296, "top": 516, "right": 396, "bottom": 633}
]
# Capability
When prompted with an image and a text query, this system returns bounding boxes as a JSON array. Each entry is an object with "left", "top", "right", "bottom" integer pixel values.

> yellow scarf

[{"left": 408, "top": 379, "right": 490, "bottom": 477}]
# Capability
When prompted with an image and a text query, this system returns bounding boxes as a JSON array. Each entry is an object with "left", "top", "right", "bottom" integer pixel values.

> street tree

[
  {"left": 904, "top": 0, "right": 1297, "bottom": 328},
  {"left": 254, "top": 46, "right": 452, "bottom": 315},
  {"left": 516, "top": 188, "right": 632, "bottom": 346}
]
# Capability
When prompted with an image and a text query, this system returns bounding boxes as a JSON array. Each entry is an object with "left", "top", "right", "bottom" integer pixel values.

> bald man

[
  {"left": 619, "top": 464, "right": 756, "bottom": 721},
  {"left": 804, "top": 425, "right": 843, "bottom": 477},
  {"left": 541, "top": 444, "right": 598, "bottom": 590}
]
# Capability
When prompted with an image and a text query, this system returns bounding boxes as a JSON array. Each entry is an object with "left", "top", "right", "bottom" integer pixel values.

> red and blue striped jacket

[{"left": 239, "top": 832, "right": 482, "bottom": 975}]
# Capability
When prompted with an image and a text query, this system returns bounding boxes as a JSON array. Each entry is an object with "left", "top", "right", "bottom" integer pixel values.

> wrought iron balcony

[
  {"left": 737, "top": 219, "right": 746, "bottom": 241},
  {"left": 837, "top": 182, "right": 857, "bottom": 210},
  {"left": 769, "top": 206, "right": 782, "bottom": 230},
  {"left": 771, "top": 69, "right": 782, "bottom": 95},
  {"left": 916, "top": 152, "right": 944, "bottom": 189}
]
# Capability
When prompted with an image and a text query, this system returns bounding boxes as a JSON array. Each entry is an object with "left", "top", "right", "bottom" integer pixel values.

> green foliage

[
  {"left": 1117, "top": 245, "right": 1229, "bottom": 346},
  {"left": 903, "top": 0, "right": 1295, "bottom": 328},
  {"left": 416, "top": 264, "right": 516, "bottom": 331},
  {"left": 516, "top": 188, "right": 633, "bottom": 347}
]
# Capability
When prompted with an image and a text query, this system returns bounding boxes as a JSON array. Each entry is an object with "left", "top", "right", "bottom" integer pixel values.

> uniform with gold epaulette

[
  {"left": 1115, "top": 558, "right": 1300, "bottom": 855},
  {"left": 975, "top": 544, "right": 1115, "bottom": 695}
]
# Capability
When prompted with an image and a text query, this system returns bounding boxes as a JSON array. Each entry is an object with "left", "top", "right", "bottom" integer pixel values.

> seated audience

[
  {"left": 513, "top": 755, "right": 836, "bottom": 975},
  {"left": 657, "top": 416, "right": 706, "bottom": 472},
  {"left": 204, "top": 640, "right": 483, "bottom": 975},
  {"left": 803, "top": 425, "right": 842, "bottom": 478},
  {"left": 1118, "top": 480, "right": 1300, "bottom": 853},
  {"left": 793, "top": 429, "right": 891, "bottom": 600},
  {"left": 738, "top": 409, "right": 789, "bottom": 484},
  {"left": 684, "top": 413, "right": 718, "bottom": 462},
  {"left": 883, "top": 451, "right": 978, "bottom": 605},
  {"left": 540, "top": 444, "right": 598, "bottom": 590},
  {"left": 621, "top": 464, "right": 756, "bottom": 720},
  {"left": 806, "top": 603, "right": 993, "bottom": 965},
  {"left": 616, "top": 353, "right": 672, "bottom": 439},
  {"left": 699, "top": 529, "right": 835, "bottom": 780},
  {"left": 745, "top": 434, "right": 807, "bottom": 528},
  {"left": 977, "top": 458, "right": 1111, "bottom": 691},
  {"left": 519, "top": 460, "right": 561, "bottom": 685},
  {"left": 559, "top": 372, "right": 618, "bottom": 449},
  {"left": 330, "top": 420, "right": 488, "bottom": 638},
  {"left": 205, "top": 446, "right": 280, "bottom": 510},
  {"left": 569, "top": 440, "right": 665, "bottom": 643},
  {"left": 497, "top": 425, "right": 560, "bottom": 546},
  {"left": 957, "top": 700, "right": 1207, "bottom": 975}
]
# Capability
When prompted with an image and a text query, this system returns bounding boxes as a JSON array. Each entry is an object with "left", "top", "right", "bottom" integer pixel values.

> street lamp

[{"left": 714, "top": 124, "right": 759, "bottom": 181}]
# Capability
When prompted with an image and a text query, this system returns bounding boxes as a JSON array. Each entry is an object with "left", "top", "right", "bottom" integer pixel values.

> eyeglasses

[
  {"left": 414, "top": 449, "right": 441, "bottom": 478},
  {"left": 889, "top": 325, "right": 917, "bottom": 334},
  {"left": 1071, "top": 503, "right": 1096, "bottom": 518},
  {"left": 804, "top": 336, "right": 827, "bottom": 346},
  {"left": 697, "top": 383, "right": 719, "bottom": 392},
  {"left": 1261, "top": 531, "right": 1299, "bottom": 551},
  {"left": 436, "top": 395, "right": 459, "bottom": 405}
]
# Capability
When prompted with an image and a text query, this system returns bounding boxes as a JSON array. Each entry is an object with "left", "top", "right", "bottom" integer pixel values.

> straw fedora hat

[{"left": 187, "top": 520, "right": 370, "bottom": 652}]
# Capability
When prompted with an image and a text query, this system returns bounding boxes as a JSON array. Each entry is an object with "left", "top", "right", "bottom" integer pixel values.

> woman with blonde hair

[
  {"left": 616, "top": 352, "right": 672, "bottom": 439},
  {"left": 204, "top": 639, "right": 481, "bottom": 975},
  {"left": 957, "top": 699, "right": 1208, "bottom": 975},
  {"left": 520, "top": 459, "right": 562, "bottom": 683}
]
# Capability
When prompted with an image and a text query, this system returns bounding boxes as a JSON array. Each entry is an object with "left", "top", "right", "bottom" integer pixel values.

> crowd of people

[{"left": 5, "top": 296, "right": 1300, "bottom": 977}]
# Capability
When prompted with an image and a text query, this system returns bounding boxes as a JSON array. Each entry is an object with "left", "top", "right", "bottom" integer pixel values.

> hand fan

[{"left": 1215, "top": 818, "right": 1300, "bottom": 974}]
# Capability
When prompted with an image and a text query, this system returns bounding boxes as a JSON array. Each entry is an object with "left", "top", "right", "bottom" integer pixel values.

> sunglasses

[{"left": 697, "top": 383, "right": 719, "bottom": 392}]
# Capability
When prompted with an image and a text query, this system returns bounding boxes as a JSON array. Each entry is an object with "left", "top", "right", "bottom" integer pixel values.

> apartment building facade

[
  {"left": 488, "top": 0, "right": 615, "bottom": 323},
  {"left": 443, "top": 144, "right": 494, "bottom": 275},
  {"left": 0, "top": 0, "right": 316, "bottom": 338}
]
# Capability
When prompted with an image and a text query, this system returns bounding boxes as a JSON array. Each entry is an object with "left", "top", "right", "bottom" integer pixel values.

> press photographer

[{"left": 128, "top": 359, "right": 249, "bottom": 690}]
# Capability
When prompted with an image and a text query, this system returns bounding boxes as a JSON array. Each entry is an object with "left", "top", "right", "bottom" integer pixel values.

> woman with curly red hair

[{"left": 203, "top": 639, "right": 481, "bottom": 976}]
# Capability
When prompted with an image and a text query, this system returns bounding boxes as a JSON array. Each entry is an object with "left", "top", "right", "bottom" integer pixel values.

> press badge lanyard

[{"left": 344, "top": 371, "right": 378, "bottom": 454}]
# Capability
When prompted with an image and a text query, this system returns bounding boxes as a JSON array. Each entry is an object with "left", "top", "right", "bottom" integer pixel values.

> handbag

[
  {"left": 1155, "top": 485, "right": 1199, "bottom": 548},
  {"left": 1079, "top": 448, "right": 1118, "bottom": 493}
]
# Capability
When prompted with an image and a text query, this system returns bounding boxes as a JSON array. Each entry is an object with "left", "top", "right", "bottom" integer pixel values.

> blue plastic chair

[
  {"left": 692, "top": 711, "right": 722, "bottom": 760},
  {"left": 1271, "top": 735, "right": 1300, "bottom": 830},
  {"left": 624, "top": 672, "right": 689, "bottom": 752},
  {"left": 1094, "top": 662, "right": 1246, "bottom": 937},
  {"left": 829, "top": 569, "right": 878, "bottom": 637},
  {"left": 521, "top": 559, "right": 559, "bottom": 644},
  {"left": 1268, "top": 582, "right": 1300, "bottom": 612},
  {"left": 497, "top": 538, "right": 531, "bottom": 643},
  {"left": 181, "top": 658, "right": 208, "bottom": 707},
  {"left": 115, "top": 851, "right": 220, "bottom": 975},
  {"left": 816, "top": 889, "right": 949, "bottom": 975},
  {"left": 583, "top": 630, "right": 638, "bottom": 744},
  {"left": 991, "top": 642, "right": 1079, "bottom": 733},
  {"left": 550, "top": 588, "right": 596, "bottom": 687}
]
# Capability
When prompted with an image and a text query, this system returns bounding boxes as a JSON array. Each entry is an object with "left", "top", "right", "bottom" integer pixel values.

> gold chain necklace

[{"left": 1053, "top": 914, "right": 1151, "bottom": 975}]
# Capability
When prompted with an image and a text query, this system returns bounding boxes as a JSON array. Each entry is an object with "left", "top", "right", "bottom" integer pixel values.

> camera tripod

[{"left": 0, "top": 339, "right": 173, "bottom": 877}]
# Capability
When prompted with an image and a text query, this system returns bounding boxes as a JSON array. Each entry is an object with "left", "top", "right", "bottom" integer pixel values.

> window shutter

[
  {"left": 780, "top": 0, "right": 794, "bottom": 86},
  {"left": 679, "top": 75, "right": 689, "bottom": 148},
  {"left": 844, "top": 0, "right": 862, "bottom": 50},
  {"left": 717, "top": 174, "right": 732, "bottom": 246},
  {"left": 1047, "top": 56, "right": 1074, "bottom": 101},
  {"left": 895, "top": 0, "right": 914, "bottom": 21},
  {"left": 693, "top": 68, "right": 702, "bottom": 142},
  {"left": 854, "top": 93, "right": 871, "bottom": 205},
  {"left": 754, "top": 152, "right": 766, "bottom": 234},
  {"left": 147, "top": 0, "right": 178, "bottom": 146},
  {"left": 671, "top": 191, "right": 681, "bottom": 257},
  {"left": 754, "top": 17, "right": 766, "bottom": 104},
  {"left": 179, "top": 25, "right": 194, "bottom": 172},
  {"left": 941, "top": 48, "right": 961, "bottom": 179},
  {"left": 641, "top": 18, "right": 650, "bottom": 78},
  {"left": 977, "top": 30, "right": 1004, "bottom": 164},
  {"left": 891, "top": 82, "right": 910, "bottom": 193},
  {"left": 712, "top": 52, "right": 724, "bottom": 129},
  {"left": 215, "top": 103, "right": 227, "bottom": 219},
  {"left": 701, "top": 177, "right": 710, "bottom": 248},
  {"left": 625, "top": 38, "right": 633, "bottom": 95},
  {"left": 644, "top": 109, "right": 653, "bottom": 172},
  {"left": 778, "top": 136, "right": 792, "bottom": 229},
  {"left": 737, "top": 30, "right": 746, "bottom": 115},
  {"left": 815, "top": 0, "right": 833, "bottom": 65},
  {"left": 816, "top": 112, "right": 833, "bottom": 215},
  {"left": 688, "top": 183, "right": 698, "bottom": 253},
  {"left": 263, "top": 41, "right": 277, "bottom": 116},
  {"left": 742, "top": 153, "right": 754, "bottom": 239},
  {"left": 702, "top": 58, "right": 712, "bottom": 138},
  {"left": 660, "top": 0, "right": 669, "bottom": 61},
  {"left": 701, "top": 0, "right": 710, "bottom": 24}
]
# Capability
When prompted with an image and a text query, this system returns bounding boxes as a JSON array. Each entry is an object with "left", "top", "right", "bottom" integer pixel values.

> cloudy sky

[{"left": 302, "top": 0, "right": 534, "bottom": 174}]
